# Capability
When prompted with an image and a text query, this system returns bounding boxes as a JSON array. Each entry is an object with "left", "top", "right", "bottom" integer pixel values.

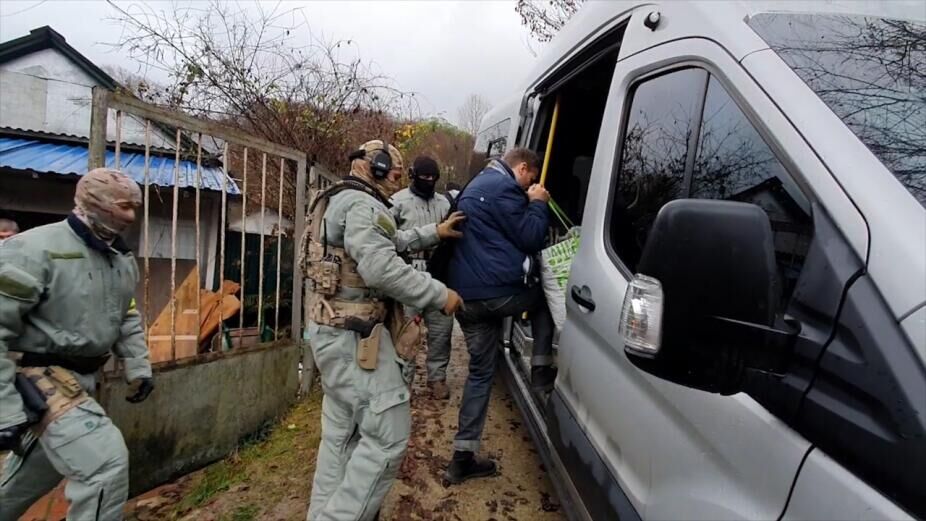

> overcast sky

[{"left": 0, "top": 0, "right": 539, "bottom": 123}]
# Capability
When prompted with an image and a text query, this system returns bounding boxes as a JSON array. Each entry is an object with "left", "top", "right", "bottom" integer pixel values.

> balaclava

[
  {"left": 409, "top": 156, "right": 440, "bottom": 199},
  {"left": 350, "top": 140, "right": 404, "bottom": 198},
  {"left": 73, "top": 168, "right": 142, "bottom": 240}
]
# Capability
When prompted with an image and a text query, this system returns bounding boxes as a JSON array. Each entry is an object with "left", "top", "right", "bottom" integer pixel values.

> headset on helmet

[{"left": 348, "top": 142, "right": 393, "bottom": 179}]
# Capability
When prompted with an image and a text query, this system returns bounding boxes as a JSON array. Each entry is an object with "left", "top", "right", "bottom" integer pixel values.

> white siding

[
  {"left": 0, "top": 48, "right": 173, "bottom": 147},
  {"left": 227, "top": 200, "right": 295, "bottom": 236}
]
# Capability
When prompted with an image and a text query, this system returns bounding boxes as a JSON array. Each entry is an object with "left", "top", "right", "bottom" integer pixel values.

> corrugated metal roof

[{"left": 0, "top": 137, "right": 240, "bottom": 194}]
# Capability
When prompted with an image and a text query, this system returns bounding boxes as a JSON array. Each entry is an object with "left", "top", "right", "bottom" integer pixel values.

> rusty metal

[
  {"left": 214, "top": 142, "right": 229, "bottom": 352},
  {"left": 170, "top": 128, "right": 181, "bottom": 361},
  {"left": 112, "top": 110, "right": 126, "bottom": 374},
  {"left": 195, "top": 133, "right": 203, "bottom": 332},
  {"left": 114, "top": 110, "right": 123, "bottom": 169},
  {"left": 258, "top": 153, "right": 267, "bottom": 332},
  {"left": 292, "top": 157, "right": 307, "bottom": 341},
  {"left": 220, "top": 142, "right": 228, "bottom": 297},
  {"left": 143, "top": 121, "right": 152, "bottom": 334},
  {"left": 275, "top": 157, "right": 285, "bottom": 340},
  {"left": 239, "top": 147, "right": 248, "bottom": 332},
  {"left": 88, "top": 86, "right": 311, "bottom": 370}
]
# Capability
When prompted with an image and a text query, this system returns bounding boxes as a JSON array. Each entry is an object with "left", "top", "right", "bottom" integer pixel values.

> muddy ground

[
  {"left": 380, "top": 324, "right": 564, "bottom": 521},
  {"left": 116, "top": 324, "right": 565, "bottom": 521}
]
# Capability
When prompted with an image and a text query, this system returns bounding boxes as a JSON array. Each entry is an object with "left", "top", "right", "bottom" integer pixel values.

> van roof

[{"left": 524, "top": 0, "right": 925, "bottom": 95}]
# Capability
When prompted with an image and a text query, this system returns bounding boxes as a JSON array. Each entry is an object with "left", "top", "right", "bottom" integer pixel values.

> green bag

[{"left": 541, "top": 199, "right": 581, "bottom": 330}]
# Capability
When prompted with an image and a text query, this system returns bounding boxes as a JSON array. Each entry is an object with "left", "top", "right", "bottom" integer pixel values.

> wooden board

[
  {"left": 146, "top": 268, "right": 201, "bottom": 363},
  {"left": 199, "top": 280, "right": 241, "bottom": 346}
]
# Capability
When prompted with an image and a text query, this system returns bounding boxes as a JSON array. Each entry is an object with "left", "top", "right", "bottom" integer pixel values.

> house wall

[
  {"left": 227, "top": 199, "right": 295, "bottom": 236},
  {"left": 0, "top": 168, "right": 75, "bottom": 215},
  {"left": 0, "top": 48, "right": 173, "bottom": 147}
]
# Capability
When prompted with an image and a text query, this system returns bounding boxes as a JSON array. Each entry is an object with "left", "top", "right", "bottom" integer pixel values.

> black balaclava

[{"left": 409, "top": 156, "right": 440, "bottom": 199}]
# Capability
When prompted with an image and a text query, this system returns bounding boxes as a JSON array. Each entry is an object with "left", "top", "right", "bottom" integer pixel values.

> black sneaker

[
  {"left": 444, "top": 451, "right": 498, "bottom": 484},
  {"left": 531, "top": 366, "right": 557, "bottom": 392}
]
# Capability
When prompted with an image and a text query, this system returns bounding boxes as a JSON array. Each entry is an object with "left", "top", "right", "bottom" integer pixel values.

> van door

[{"left": 554, "top": 36, "right": 867, "bottom": 520}]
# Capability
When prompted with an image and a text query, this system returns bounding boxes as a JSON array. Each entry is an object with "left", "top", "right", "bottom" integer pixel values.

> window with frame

[
  {"left": 487, "top": 137, "right": 508, "bottom": 158},
  {"left": 610, "top": 68, "right": 708, "bottom": 270},
  {"left": 475, "top": 118, "right": 511, "bottom": 155},
  {"left": 610, "top": 68, "right": 813, "bottom": 306}
]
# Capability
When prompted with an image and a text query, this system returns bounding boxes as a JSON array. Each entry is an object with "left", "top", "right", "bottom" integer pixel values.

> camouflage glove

[{"left": 126, "top": 377, "right": 155, "bottom": 403}]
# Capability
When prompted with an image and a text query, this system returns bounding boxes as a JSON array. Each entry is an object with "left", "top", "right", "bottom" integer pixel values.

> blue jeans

[{"left": 453, "top": 285, "right": 554, "bottom": 452}]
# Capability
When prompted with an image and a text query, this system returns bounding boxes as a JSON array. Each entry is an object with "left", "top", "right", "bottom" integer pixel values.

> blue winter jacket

[{"left": 448, "top": 160, "right": 550, "bottom": 300}]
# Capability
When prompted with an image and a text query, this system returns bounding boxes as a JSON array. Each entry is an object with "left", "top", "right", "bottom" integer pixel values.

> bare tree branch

[
  {"left": 515, "top": 0, "right": 584, "bottom": 43},
  {"left": 457, "top": 94, "right": 492, "bottom": 137}
]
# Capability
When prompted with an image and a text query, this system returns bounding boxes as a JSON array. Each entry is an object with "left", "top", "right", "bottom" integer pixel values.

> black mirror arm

[{"left": 705, "top": 315, "right": 799, "bottom": 374}]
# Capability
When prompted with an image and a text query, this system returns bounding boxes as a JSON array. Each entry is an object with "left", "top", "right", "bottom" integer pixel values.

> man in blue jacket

[{"left": 445, "top": 147, "right": 556, "bottom": 483}]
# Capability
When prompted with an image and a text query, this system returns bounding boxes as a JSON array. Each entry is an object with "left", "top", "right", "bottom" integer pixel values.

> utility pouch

[
  {"left": 313, "top": 256, "right": 342, "bottom": 297},
  {"left": 386, "top": 301, "right": 426, "bottom": 362},
  {"left": 44, "top": 366, "right": 82, "bottom": 398},
  {"left": 357, "top": 323, "right": 384, "bottom": 371},
  {"left": 393, "top": 317, "right": 425, "bottom": 362},
  {"left": 14, "top": 373, "right": 48, "bottom": 425}
]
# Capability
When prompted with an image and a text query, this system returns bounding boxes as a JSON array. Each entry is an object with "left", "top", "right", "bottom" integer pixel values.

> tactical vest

[{"left": 302, "top": 178, "right": 390, "bottom": 328}]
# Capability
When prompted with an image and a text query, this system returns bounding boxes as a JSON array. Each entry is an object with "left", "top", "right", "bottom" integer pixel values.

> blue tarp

[{"left": 0, "top": 137, "right": 240, "bottom": 194}]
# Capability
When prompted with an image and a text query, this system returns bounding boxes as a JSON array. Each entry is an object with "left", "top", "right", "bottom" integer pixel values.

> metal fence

[{"left": 88, "top": 87, "right": 308, "bottom": 365}]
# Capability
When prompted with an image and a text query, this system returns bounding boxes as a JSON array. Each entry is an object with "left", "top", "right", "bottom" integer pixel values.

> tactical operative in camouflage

[
  {"left": 390, "top": 156, "right": 455, "bottom": 399},
  {"left": 302, "top": 140, "right": 464, "bottom": 521},
  {"left": 0, "top": 168, "right": 154, "bottom": 521}
]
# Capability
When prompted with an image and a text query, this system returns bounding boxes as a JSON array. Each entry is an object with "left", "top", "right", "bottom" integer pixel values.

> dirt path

[
  {"left": 119, "top": 324, "right": 564, "bottom": 521},
  {"left": 381, "top": 324, "right": 565, "bottom": 520}
]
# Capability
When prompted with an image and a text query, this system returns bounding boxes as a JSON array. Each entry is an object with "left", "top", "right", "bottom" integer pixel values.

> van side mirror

[{"left": 619, "top": 199, "right": 797, "bottom": 394}]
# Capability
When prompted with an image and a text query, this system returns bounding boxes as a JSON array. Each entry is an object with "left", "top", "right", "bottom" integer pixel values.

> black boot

[
  {"left": 531, "top": 365, "right": 557, "bottom": 392},
  {"left": 444, "top": 450, "right": 497, "bottom": 484}
]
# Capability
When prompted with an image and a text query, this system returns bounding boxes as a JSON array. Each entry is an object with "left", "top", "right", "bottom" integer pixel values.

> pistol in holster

[
  {"left": 14, "top": 366, "right": 89, "bottom": 435},
  {"left": 14, "top": 373, "right": 49, "bottom": 426},
  {"left": 346, "top": 317, "right": 382, "bottom": 371}
]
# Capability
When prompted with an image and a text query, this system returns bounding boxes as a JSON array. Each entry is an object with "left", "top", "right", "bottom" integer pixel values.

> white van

[{"left": 474, "top": 2, "right": 925, "bottom": 520}]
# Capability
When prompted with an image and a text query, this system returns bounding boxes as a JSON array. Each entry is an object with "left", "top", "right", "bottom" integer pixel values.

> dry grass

[{"left": 129, "top": 390, "right": 322, "bottom": 521}]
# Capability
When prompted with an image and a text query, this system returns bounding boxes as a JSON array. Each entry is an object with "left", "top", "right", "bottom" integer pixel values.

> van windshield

[{"left": 748, "top": 13, "right": 926, "bottom": 208}]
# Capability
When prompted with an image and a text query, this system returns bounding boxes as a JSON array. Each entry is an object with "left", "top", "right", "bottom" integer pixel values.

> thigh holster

[{"left": 16, "top": 366, "right": 89, "bottom": 435}]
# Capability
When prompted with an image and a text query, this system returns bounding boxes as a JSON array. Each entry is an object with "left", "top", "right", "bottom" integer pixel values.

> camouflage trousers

[
  {"left": 305, "top": 320, "right": 411, "bottom": 521},
  {"left": 0, "top": 397, "right": 130, "bottom": 521}
]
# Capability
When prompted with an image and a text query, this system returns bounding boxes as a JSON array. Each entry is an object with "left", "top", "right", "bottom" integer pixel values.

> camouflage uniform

[
  {"left": 0, "top": 169, "right": 150, "bottom": 521},
  {"left": 390, "top": 188, "right": 454, "bottom": 384},
  {"left": 305, "top": 142, "right": 448, "bottom": 521}
]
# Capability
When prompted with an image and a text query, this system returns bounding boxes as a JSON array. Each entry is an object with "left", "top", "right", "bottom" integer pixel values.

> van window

[
  {"left": 610, "top": 68, "right": 814, "bottom": 306},
  {"left": 691, "top": 76, "right": 813, "bottom": 302},
  {"left": 475, "top": 118, "right": 511, "bottom": 155},
  {"left": 487, "top": 137, "right": 508, "bottom": 158},
  {"left": 610, "top": 68, "right": 709, "bottom": 270},
  {"left": 748, "top": 13, "right": 926, "bottom": 209}
]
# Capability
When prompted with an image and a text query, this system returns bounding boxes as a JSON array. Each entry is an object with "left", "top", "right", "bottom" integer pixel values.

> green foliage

[
  {"left": 394, "top": 118, "right": 475, "bottom": 189},
  {"left": 170, "top": 392, "right": 323, "bottom": 519},
  {"left": 226, "top": 505, "right": 259, "bottom": 521},
  {"left": 180, "top": 462, "right": 239, "bottom": 510}
]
